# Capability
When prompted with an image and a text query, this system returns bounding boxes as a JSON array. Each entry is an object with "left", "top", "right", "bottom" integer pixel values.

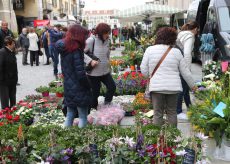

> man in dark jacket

[
  {"left": 18, "top": 28, "right": 29, "bottom": 65},
  {"left": 0, "top": 21, "right": 14, "bottom": 49},
  {"left": 0, "top": 36, "right": 18, "bottom": 109}
]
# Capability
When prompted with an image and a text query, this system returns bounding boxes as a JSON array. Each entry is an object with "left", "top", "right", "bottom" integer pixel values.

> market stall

[{"left": 115, "top": 4, "right": 182, "bottom": 23}]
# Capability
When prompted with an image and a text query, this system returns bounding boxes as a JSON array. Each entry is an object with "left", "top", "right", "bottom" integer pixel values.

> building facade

[
  {"left": 0, "top": 0, "right": 18, "bottom": 32},
  {"left": 0, "top": 0, "right": 80, "bottom": 33},
  {"left": 82, "top": 9, "right": 120, "bottom": 29}
]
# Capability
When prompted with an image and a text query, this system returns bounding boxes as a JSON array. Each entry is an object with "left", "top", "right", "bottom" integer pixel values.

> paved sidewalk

[{"left": 16, "top": 51, "right": 58, "bottom": 102}]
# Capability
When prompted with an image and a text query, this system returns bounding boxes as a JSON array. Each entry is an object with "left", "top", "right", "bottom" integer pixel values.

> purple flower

[
  {"left": 65, "top": 148, "right": 73, "bottom": 155},
  {"left": 46, "top": 156, "right": 54, "bottom": 162},
  {"left": 146, "top": 144, "right": 157, "bottom": 157},
  {"left": 62, "top": 155, "right": 70, "bottom": 161},
  {"left": 198, "top": 86, "right": 206, "bottom": 91},
  {"left": 136, "top": 134, "right": 144, "bottom": 151},
  {"left": 138, "top": 149, "right": 146, "bottom": 158},
  {"left": 61, "top": 148, "right": 74, "bottom": 155}
]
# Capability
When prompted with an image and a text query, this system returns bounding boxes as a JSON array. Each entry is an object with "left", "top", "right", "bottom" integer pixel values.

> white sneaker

[{"left": 177, "top": 113, "right": 188, "bottom": 120}]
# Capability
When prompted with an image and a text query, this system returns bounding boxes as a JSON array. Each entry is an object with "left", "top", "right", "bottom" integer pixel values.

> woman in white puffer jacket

[{"left": 140, "top": 27, "right": 196, "bottom": 127}]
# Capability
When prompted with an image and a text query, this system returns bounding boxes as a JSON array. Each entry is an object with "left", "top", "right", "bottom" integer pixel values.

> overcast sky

[{"left": 84, "top": 0, "right": 146, "bottom": 10}]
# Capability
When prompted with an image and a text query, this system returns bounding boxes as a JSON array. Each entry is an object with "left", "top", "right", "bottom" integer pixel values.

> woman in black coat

[{"left": 56, "top": 25, "right": 92, "bottom": 128}]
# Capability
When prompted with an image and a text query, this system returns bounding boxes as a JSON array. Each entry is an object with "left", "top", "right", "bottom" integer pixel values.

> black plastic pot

[
  {"left": 24, "top": 117, "right": 34, "bottom": 126},
  {"left": 89, "top": 144, "right": 99, "bottom": 158}
]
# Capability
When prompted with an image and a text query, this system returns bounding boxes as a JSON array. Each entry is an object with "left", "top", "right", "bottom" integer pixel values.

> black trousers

[
  {"left": 22, "top": 47, "right": 29, "bottom": 64},
  {"left": 0, "top": 85, "right": 16, "bottom": 109},
  {"left": 88, "top": 73, "right": 116, "bottom": 109},
  {"left": 30, "top": 51, "right": 39, "bottom": 66}
]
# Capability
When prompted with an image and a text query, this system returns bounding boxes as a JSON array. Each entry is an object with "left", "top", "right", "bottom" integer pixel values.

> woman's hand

[
  {"left": 90, "top": 60, "right": 99, "bottom": 67},
  {"left": 192, "top": 86, "right": 198, "bottom": 92}
]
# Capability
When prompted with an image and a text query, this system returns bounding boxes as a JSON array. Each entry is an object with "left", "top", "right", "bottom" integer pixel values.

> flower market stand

[{"left": 7, "top": 39, "right": 229, "bottom": 163}]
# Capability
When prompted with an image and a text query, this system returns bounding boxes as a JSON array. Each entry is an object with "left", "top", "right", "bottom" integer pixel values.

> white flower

[
  {"left": 204, "top": 74, "right": 215, "bottom": 81},
  {"left": 196, "top": 133, "right": 208, "bottom": 140},
  {"left": 196, "top": 159, "right": 211, "bottom": 164},
  {"left": 21, "top": 112, "right": 26, "bottom": 115},
  {"left": 175, "top": 150, "right": 187, "bottom": 156},
  {"left": 123, "top": 136, "right": 135, "bottom": 147},
  {"left": 174, "top": 136, "right": 183, "bottom": 143}
]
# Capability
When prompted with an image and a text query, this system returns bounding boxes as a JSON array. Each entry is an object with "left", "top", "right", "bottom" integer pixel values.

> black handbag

[
  {"left": 39, "top": 50, "right": 43, "bottom": 56},
  {"left": 85, "top": 38, "right": 100, "bottom": 73}
]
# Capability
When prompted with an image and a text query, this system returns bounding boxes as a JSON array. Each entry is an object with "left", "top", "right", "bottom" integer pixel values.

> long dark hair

[
  {"left": 63, "top": 24, "right": 88, "bottom": 52},
  {"left": 181, "top": 21, "right": 199, "bottom": 31}
]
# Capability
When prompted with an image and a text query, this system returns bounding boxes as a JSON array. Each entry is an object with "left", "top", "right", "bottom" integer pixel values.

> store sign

[
  {"left": 34, "top": 20, "right": 50, "bottom": 27},
  {"left": 13, "top": 0, "right": 24, "bottom": 10}
]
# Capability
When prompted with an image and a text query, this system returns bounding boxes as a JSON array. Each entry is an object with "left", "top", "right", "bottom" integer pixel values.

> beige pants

[{"left": 151, "top": 93, "right": 178, "bottom": 127}]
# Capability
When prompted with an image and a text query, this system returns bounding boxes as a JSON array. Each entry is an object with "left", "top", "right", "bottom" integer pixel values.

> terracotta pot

[
  {"left": 56, "top": 92, "right": 63, "bottom": 97},
  {"left": 130, "top": 65, "right": 135, "bottom": 71},
  {"left": 42, "top": 92, "right": 49, "bottom": 97}
]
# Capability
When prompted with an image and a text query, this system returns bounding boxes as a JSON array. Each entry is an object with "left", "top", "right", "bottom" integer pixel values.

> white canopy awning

[{"left": 115, "top": 4, "right": 182, "bottom": 22}]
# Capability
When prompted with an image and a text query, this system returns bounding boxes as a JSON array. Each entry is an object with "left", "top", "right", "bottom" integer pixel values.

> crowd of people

[{"left": 0, "top": 20, "right": 199, "bottom": 129}]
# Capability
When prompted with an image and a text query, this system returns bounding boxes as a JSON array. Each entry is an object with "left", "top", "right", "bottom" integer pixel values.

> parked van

[{"left": 195, "top": 0, "right": 230, "bottom": 60}]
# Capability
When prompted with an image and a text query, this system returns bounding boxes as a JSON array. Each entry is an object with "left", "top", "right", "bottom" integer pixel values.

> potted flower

[
  {"left": 35, "top": 86, "right": 50, "bottom": 97},
  {"left": 54, "top": 86, "right": 64, "bottom": 97}
]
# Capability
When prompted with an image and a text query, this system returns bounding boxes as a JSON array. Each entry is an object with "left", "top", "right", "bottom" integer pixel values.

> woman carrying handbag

[{"left": 141, "top": 27, "right": 196, "bottom": 127}]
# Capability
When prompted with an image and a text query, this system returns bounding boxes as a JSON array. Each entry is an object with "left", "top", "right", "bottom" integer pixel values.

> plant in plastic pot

[
  {"left": 54, "top": 87, "right": 64, "bottom": 97},
  {"left": 35, "top": 86, "right": 50, "bottom": 97}
]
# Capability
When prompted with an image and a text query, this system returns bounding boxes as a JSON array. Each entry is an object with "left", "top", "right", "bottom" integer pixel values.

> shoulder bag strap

[
  {"left": 150, "top": 46, "right": 172, "bottom": 79},
  {"left": 92, "top": 37, "right": 95, "bottom": 55}
]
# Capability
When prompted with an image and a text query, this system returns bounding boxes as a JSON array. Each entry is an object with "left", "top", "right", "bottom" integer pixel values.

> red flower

[
  {"left": 0, "top": 122, "right": 4, "bottom": 126},
  {"left": 27, "top": 103, "right": 33, "bottom": 108},
  {"left": 12, "top": 106, "right": 17, "bottom": 111},
  {"left": 5, "top": 114, "right": 13, "bottom": 120},
  {"left": 19, "top": 102, "right": 28, "bottom": 106},
  {"left": 4, "top": 107, "right": 10, "bottom": 111},
  {"left": 4, "top": 146, "right": 13, "bottom": 151},
  {"left": 13, "top": 115, "right": 20, "bottom": 122}
]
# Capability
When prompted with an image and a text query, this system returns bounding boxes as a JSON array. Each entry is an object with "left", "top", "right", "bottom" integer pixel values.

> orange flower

[{"left": 17, "top": 124, "right": 24, "bottom": 141}]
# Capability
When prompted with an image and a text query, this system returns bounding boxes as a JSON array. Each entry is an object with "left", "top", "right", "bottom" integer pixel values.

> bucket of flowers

[{"left": 35, "top": 86, "right": 50, "bottom": 97}]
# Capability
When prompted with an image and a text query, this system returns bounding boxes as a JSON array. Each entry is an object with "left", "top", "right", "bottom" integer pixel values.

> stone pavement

[
  {"left": 16, "top": 51, "right": 57, "bottom": 102},
  {"left": 15, "top": 49, "right": 229, "bottom": 164}
]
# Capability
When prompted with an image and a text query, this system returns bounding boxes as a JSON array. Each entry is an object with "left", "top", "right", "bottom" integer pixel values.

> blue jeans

[
  {"left": 64, "top": 106, "right": 88, "bottom": 128},
  {"left": 177, "top": 77, "right": 191, "bottom": 114},
  {"left": 49, "top": 45, "right": 59, "bottom": 75},
  {"left": 44, "top": 46, "right": 50, "bottom": 62}
]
